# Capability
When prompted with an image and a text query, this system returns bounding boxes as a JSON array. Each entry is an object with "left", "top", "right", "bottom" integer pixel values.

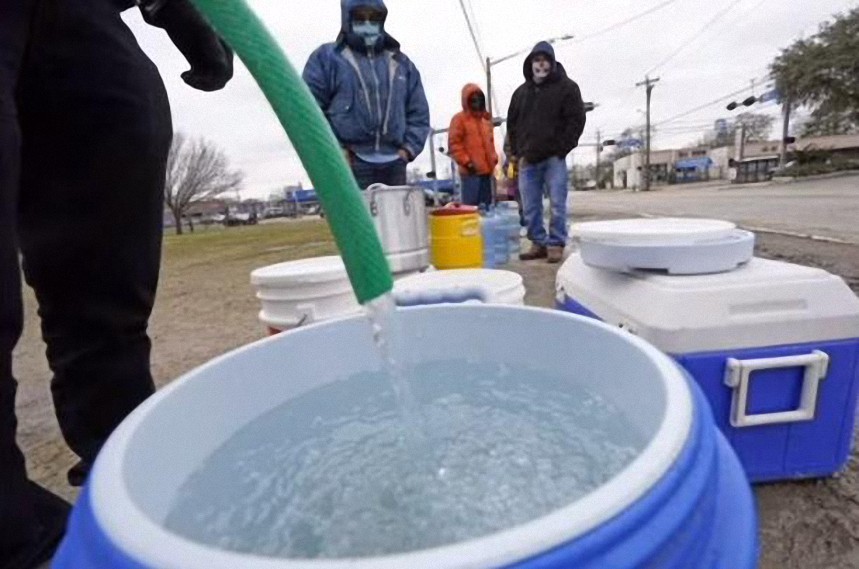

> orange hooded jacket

[{"left": 448, "top": 84, "right": 498, "bottom": 177}]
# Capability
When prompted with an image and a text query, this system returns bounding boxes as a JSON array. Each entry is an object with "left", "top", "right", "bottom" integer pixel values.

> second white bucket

[
  {"left": 250, "top": 256, "right": 361, "bottom": 333},
  {"left": 393, "top": 269, "right": 526, "bottom": 307}
]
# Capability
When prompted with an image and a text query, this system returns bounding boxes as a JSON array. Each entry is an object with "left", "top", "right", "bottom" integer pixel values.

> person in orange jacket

[{"left": 448, "top": 84, "right": 498, "bottom": 207}]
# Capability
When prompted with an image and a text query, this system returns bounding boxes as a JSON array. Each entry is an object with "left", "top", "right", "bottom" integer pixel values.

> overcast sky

[{"left": 123, "top": 0, "right": 857, "bottom": 199}]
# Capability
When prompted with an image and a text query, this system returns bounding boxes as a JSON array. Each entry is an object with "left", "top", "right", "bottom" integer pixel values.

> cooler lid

[
  {"left": 251, "top": 256, "right": 349, "bottom": 287},
  {"left": 577, "top": 229, "right": 755, "bottom": 275},
  {"left": 571, "top": 218, "right": 737, "bottom": 245},
  {"left": 557, "top": 253, "right": 859, "bottom": 353}
]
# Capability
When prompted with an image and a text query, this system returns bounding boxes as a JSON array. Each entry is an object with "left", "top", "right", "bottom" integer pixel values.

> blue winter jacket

[{"left": 302, "top": 0, "right": 431, "bottom": 160}]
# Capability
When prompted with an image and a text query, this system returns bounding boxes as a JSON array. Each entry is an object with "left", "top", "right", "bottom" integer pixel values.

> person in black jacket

[
  {"left": 507, "top": 41, "right": 586, "bottom": 264},
  {"left": 0, "top": 1, "right": 232, "bottom": 567}
]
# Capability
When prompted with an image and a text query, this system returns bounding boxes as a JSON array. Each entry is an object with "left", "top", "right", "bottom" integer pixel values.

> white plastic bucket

[{"left": 250, "top": 257, "right": 361, "bottom": 333}]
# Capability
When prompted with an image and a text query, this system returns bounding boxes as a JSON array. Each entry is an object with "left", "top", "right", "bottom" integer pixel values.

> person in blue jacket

[{"left": 303, "top": 0, "right": 431, "bottom": 189}]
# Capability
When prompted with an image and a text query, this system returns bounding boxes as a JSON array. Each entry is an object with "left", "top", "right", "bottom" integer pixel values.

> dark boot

[
  {"left": 66, "top": 460, "right": 91, "bottom": 488},
  {"left": 519, "top": 244, "right": 548, "bottom": 261},
  {"left": 547, "top": 246, "right": 564, "bottom": 264},
  {"left": 2, "top": 483, "right": 71, "bottom": 569}
]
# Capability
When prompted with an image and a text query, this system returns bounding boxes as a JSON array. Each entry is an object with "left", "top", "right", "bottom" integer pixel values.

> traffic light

[
  {"left": 742, "top": 96, "right": 757, "bottom": 107},
  {"left": 783, "top": 136, "right": 796, "bottom": 144},
  {"left": 727, "top": 101, "right": 739, "bottom": 111}
]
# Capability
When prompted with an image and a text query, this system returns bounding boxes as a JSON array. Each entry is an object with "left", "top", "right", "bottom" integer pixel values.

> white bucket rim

[
  {"left": 250, "top": 256, "right": 348, "bottom": 287},
  {"left": 90, "top": 306, "right": 693, "bottom": 569}
]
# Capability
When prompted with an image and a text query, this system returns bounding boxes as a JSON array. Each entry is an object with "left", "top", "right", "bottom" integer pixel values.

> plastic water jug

[
  {"left": 498, "top": 201, "right": 521, "bottom": 258},
  {"left": 481, "top": 209, "right": 499, "bottom": 268}
]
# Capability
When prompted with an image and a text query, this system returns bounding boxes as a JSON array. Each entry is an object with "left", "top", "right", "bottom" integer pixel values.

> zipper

[
  {"left": 368, "top": 50, "right": 384, "bottom": 152},
  {"left": 382, "top": 53, "right": 398, "bottom": 138},
  {"left": 342, "top": 47, "right": 373, "bottom": 118}
]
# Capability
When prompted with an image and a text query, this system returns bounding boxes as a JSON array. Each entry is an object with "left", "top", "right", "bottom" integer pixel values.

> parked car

[
  {"left": 223, "top": 211, "right": 258, "bottom": 227},
  {"left": 264, "top": 206, "right": 285, "bottom": 218}
]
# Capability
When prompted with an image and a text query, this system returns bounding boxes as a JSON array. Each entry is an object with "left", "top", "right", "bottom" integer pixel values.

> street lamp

[{"left": 485, "top": 33, "right": 575, "bottom": 117}]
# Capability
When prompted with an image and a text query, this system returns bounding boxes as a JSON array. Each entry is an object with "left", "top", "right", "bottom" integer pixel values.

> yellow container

[{"left": 430, "top": 205, "right": 483, "bottom": 270}]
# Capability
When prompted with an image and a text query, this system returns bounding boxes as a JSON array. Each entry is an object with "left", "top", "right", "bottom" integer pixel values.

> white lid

[
  {"left": 251, "top": 256, "right": 349, "bottom": 287},
  {"left": 571, "top": 218, "right": 737, "bottom": 245},
  {"left": 578, "top": 229, "right": 755, "bottom": 275},
  {"left": 394, "top": 269, "right": 525, "bottom": 306},
  {"left": 557, "top": 253, "right": 859, "bottom": 353}
]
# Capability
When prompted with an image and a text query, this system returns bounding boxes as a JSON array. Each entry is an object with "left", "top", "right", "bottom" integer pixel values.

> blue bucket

[{"left": 55, "top": 306, "right": 757, "bottom": 569}]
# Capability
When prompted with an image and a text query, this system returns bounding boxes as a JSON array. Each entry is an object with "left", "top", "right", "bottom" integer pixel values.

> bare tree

[{"left": 164, "top": 133, "right": 243, "bottom": 235}]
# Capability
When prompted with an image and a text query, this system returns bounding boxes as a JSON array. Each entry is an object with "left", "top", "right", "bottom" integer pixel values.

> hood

[
  {"left": 338, "top": 0, "right": 399, "bottom": 51},
  {"left": 523, "top": 41, "right": 559, "bottom": 82},
  {"left": 461, "top": 83, "right": 488, "bottom": 115}
]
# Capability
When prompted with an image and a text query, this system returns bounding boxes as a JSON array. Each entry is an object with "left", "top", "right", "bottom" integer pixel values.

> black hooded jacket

[{"left": 506, "top": 42, "right": 586, "bottom": 164}]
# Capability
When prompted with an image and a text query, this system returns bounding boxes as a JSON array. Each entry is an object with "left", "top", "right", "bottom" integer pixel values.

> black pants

[{"left": 1, "top": 0, "right": 171, "bottom": 559}]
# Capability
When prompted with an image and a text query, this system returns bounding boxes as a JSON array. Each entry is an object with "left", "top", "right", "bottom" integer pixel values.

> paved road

[{"left": 571, "top": 173, "right": 859, "bottom": 243}]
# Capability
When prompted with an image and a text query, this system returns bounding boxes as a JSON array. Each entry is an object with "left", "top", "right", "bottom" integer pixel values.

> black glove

[
  {"left": 467, "top": 162, "right": 477, "bottom": 175},
  {"left": 140, "top": 0, "right": 234, "bottom": 91}
]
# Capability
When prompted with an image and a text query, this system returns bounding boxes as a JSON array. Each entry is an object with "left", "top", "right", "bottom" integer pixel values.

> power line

[
  {"left": 644, "top": 0, "right": 748, "bottom": 76},
  {"left": 457, "top": 0, "right": 486, "bottom": 68},
  {"left": 464, "top": 0, "right": 485, "bottom": 52},
  {"left": 574, "top": 0, "right": 682, "bottom": 44},
  {"left": 686, "top": 0, "right": 774, "bottom": 54},
  {"left": 653, "top": 74, "right": 771, "bottom": 127}
]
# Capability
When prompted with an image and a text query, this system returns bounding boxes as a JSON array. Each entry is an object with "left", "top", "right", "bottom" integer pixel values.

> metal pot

[{"left": 364, "top": 184, "right": 430, "bottom": 276}]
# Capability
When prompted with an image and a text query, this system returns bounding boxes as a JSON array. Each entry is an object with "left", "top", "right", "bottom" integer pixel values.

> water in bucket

[{"left": 163, "top": 355, "right": 644, "bottom": 559}]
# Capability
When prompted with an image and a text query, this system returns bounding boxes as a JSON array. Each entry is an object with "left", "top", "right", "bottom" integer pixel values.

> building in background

[{"left": 612, "top": 134, "right": 859, "bottom": 188}]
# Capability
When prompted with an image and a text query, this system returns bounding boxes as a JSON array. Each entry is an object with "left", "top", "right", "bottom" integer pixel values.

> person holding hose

[
  {"left": 303, "top": 0, "right": 431, "bottom": 189},
  {"left": 448, "top": 84, "right": 498, "bottom": 208},
  {"left": 0, "top": 1, "right": 232, "bottom": 567}
]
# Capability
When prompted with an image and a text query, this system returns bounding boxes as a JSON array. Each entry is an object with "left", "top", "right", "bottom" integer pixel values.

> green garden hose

[{"left": 190, "top": 0, "right": 393, "bottom": 304}]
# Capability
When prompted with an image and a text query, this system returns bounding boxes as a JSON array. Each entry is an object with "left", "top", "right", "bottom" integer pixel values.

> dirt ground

[{"left": 13, "top": 219, "right": 859, "bottom": 568}]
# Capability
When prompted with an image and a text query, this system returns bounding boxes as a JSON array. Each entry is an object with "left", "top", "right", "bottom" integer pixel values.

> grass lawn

[{"left": 149, "top": 219, "right": 339, "bottom": 387}]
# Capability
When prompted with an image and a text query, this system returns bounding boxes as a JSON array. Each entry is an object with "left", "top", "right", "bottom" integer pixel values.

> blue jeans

[
  {"left": 461, "top": 175, "right": 493, "bottom": 208},
  {"left": 351, "top": 157, "right": 407, "bottom": 189},
  {"left": 519, "top": 156, "right": 569, "bottom": 247}
]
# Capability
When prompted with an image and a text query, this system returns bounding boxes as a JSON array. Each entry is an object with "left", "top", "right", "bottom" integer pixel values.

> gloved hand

[
  {"left": 466, "top": 162, "right": 477, "bottom": 175},
  {"left": 140, "top": 0, "right": 234, "bottom": 91}
]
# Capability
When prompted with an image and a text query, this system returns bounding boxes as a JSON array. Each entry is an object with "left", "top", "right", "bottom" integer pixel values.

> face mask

[
  {"left": 352, "top": 21, "right": 382, "bottom": 47},
  {"left": 533, "top": 59, "right": 552, "bottom": 83}
]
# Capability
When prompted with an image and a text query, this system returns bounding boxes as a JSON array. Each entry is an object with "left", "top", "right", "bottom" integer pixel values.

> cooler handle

[
  {"left": 394, "top": 286, "right": 488, "bottom": 307},
  {"left": 724, "top": 351, "right": 829, "bottom": 428},
  {"left": 294, "top": 304, "right": 317, "bottom": 327}
]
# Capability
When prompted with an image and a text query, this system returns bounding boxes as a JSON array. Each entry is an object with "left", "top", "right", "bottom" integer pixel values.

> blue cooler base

[
  {"left": 54, "top": 381, "right": 757, "bottom": 569},
  {"left": 559, "top": 296, "right": 859, "bottom": 483}
]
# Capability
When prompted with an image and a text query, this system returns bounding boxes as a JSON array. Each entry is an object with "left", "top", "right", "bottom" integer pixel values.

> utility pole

[
  {"left": 428, "top": 131, "right": 439, "bottom": 205},
  {"left": 486, "top": 57, "right": 493, "bottom": 117},
  {"left": 779, "top": 98, "right": 792, "bottom": 169},
  {"left": 735, "top": 122, "right": 746, "bottom": 162},
  {"left": 636, "top": 75, "right": 660, "bottom": 191},
  {"left": 595, "top": 129, "right": 602, "bottom": 189}
]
